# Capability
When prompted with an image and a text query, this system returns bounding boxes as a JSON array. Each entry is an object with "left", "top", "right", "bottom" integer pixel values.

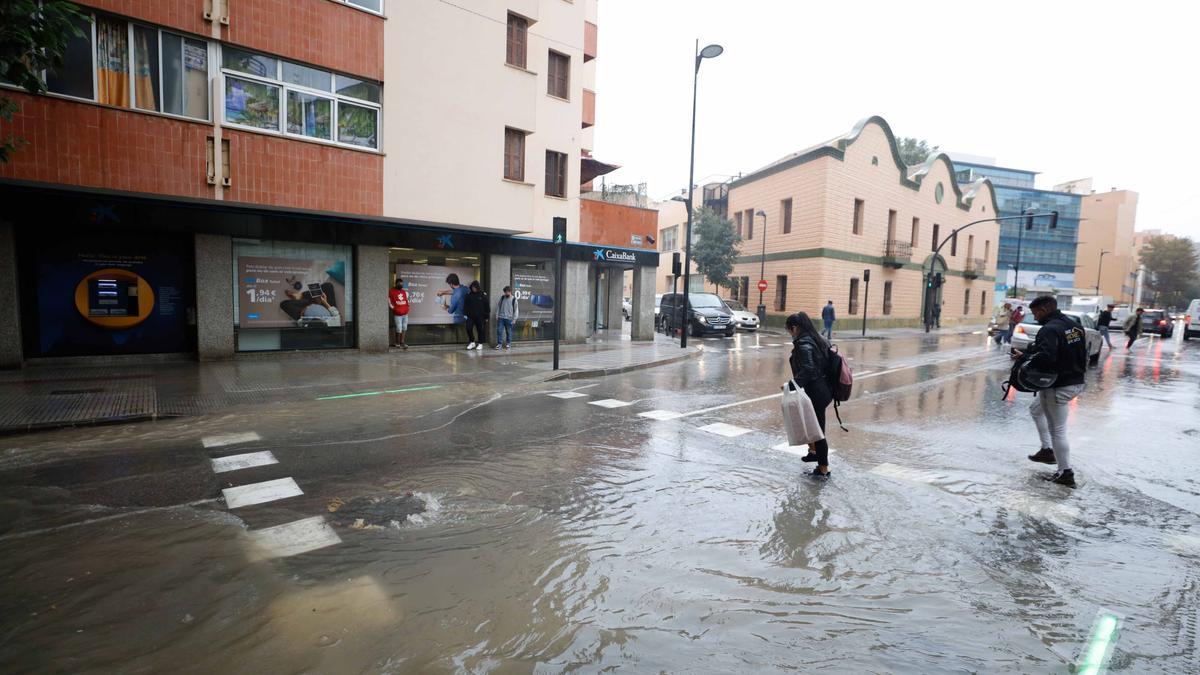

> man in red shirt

[{"left": 388, "top": 279, "right": 410, "bottom": 349}]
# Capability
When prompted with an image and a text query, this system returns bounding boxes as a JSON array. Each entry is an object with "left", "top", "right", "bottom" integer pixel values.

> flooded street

[{"left": 2, "top": 329, "right": 1199, "bottom": 673}]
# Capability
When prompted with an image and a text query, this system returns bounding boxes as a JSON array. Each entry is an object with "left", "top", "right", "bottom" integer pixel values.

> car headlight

[{"left": 696, "top": 315, "right": 708, "bottom": 324}]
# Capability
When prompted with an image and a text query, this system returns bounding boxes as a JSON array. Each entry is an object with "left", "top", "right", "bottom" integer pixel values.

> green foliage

[
  {"left": 0, "top": 1, "right": 87, "bottom": 162},
  {"left": 691, "top": 207, "right": 742, "bottom": 291},
  {"left": 1140, "top": 235, "right": 1200, "bottom": 307},
  {"left": 897, "top": 137, "right": 939, "bottom": 167}
]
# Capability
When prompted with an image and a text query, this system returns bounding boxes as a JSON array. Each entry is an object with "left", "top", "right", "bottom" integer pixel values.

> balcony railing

[
  {"left": 964, "top": 258, "right": 986, "bottom": 278},
  {"left": 882, "top": 239, "right": 912, "bottom": 267}
]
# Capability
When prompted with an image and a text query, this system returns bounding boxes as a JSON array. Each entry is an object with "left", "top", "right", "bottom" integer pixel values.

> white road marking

[
  {"left": 998, "top": 489, "right": 1080, "bottom": 523},
  {"left": 747, "top": 345, "right": 763, "bottom": 349},
  {"left": 870, "top": 462, "right": 945, "bottom": 484},
  {"left": 202, "top": 431, "right": 262, "bottom": 448},
  {"left": 222, "top": 477, "right": 304, "bottom": 509},
  {"left": 639, "top": 409, "right": 683, "bottom": 420},
  {"left": 246, "top": 516, "right": 341, "bottom": 560},
  {"left": 211, "top": 451, "right": 278, "bottom": 474},
  {"left": 771, "top": 442, "right": 836, "bottom": 456},
  {"left": 588, "top": 398, "right": 634, "bottom": 408},
  {"left": 699, "top": 422, "right": 752, "bottom": 438},
  {"left": 548, "top": 391, "right": 588, "bottom": 399}
]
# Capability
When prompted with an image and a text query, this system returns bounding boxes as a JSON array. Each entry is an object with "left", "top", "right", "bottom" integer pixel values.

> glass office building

[{"left": 954, "top": 162, "right": 1081, "bottom": 297}]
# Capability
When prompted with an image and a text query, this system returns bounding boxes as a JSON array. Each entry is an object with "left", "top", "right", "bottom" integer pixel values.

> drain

[{"left": 327, "top": 493, "right": 427, "bottom": 530}]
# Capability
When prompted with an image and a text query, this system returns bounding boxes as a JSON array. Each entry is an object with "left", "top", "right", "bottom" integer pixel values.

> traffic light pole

[{"left": 923, "top": 211, "right": 1057, "bottom": 332}]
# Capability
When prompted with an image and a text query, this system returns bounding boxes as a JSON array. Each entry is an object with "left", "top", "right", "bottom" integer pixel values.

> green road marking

[
  {"left": 1076, "top": 611, "right": 1121, "bottom": 675},
  {"left": 316, "top": 385, "right": 441, "bottom": 401}
]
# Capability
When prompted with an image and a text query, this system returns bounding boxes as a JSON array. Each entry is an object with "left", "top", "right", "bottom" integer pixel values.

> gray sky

[{"left": 593, "top": 0, "right": 1200, "bottom": 240}]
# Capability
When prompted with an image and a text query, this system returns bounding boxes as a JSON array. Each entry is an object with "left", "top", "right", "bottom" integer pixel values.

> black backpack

[{"left": 825, "top": 344, "right": 851, "bottom": 432}]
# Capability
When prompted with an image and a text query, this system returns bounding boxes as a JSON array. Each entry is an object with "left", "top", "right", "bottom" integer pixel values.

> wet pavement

[{"left": 1, "top": 326, "right": 1198, "bottom": 672}]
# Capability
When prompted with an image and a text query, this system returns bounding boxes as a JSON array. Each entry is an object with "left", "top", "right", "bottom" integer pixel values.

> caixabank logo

[{"left": 593, "top": 249, "right": 638, "bottom": 263}]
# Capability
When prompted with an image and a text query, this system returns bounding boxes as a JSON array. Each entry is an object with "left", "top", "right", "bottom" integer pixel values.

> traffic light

[
  {"left": 1049, "top": 211, "right": 1059, "bottom": 229},
  {"left": 672, "top": 252, "right": 682, "bottom": 276},
  {"left": 934, "top": 273, "right": 944, "bottom": 288},
  {"left": 1024, "top": 210, "right": 1035, "bottom": 230}
]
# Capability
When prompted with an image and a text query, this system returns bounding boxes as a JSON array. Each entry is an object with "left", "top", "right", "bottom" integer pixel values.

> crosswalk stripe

[
  {"left": 639, "top": 409, "right": 683, "bottom": 420},
  {"left": 211, "top": 451, "right": 278, "bottom": 474},
  {"left": 771, "top": 442, "right": 837, "bottom": 457},
  {"left": 548, "top": 391, "right": 588, "bottom": 399},
  {"left": 202, "top": 431, "right": 261, "bottom": 449},
  {"left": 246, "top": 516, "right": 341, "bottom": 560},
  {"left": 588, "top": 398, "right": 634, "bottom": 408},
  {"left": 699, "top": 422, "right": 752, "bottom": 438},
  {"left": 222, "top": 477, "right": 303, "bottom": 509}
]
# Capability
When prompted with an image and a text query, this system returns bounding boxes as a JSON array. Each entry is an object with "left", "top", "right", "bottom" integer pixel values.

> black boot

[
  {"left": 1028, "top": 447, "right": 1056, "bottom": 464},
  {"left": 1043, "top": 469, "right": 1076, "bottom": 487}
]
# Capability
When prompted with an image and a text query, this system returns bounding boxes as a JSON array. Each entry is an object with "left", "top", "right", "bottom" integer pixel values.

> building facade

[
  {"left": 1071, "top": 187, "right": 1139, "bottom": 302},
  {"left": 0, "top": 0, "right": 658, "bottom": 368},
  {"left": 952, "top": 162, "right": 1082, "bottom": 300},
  {"left": 686, "top": 117, "right": 998, "bottom": 328}
]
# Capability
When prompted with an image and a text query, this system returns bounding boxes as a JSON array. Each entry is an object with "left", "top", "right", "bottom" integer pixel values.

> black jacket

[
  {"left": 1028, "top": 310, "right": 1087, "bottom": 387},
  {"left": 789, "top": 334, "right": 833, "bottom": 409},
  {"left": 464, "top": 290, "right": 489, "bottom": 320}
]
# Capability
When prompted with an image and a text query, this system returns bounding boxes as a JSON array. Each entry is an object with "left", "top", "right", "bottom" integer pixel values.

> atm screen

[{"left": 88, "top": 278, "right": 137, "bottom": 316}]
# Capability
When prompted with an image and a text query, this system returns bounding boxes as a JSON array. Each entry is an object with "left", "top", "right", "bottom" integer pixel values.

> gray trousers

[{"left": 1030, "top": 384, "right": 1084, "bottom": 471}]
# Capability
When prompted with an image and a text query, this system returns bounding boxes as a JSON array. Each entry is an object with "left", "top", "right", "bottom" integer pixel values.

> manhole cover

[
  {"left": 49, "top": 388, "right": 106, "bottom": 395},
  {"left": 327, "top": 493, "right": 427, "bottom": 530}
]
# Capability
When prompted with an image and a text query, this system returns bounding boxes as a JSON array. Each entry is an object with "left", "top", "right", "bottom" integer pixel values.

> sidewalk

[{"left": 0, "top": 332, "right": 700, "bottom": 435}]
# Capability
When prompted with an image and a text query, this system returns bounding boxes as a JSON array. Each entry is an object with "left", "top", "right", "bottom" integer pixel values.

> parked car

[
  {"left": 722, "top": 299, "right": 759, "bottom": 331},
  {"left": 1011, "top": 310, "right": 1102, "bottom": 365},
  {"left": 1184, "top": 299, "right": 1200, "bottom": 340},
  {"left": 622, "top": 297, "right": 632, "bottom": 321},
  {"left": 659, "top": 292, "right": 735, "bottom": 337},
  {"left": 1140, "top": 309, "right": 1174, "bottom": 338}
]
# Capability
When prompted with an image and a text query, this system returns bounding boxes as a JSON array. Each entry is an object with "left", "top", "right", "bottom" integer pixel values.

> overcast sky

[{"left": 593, "top": 0, "right": 1200, "bottom": 240}]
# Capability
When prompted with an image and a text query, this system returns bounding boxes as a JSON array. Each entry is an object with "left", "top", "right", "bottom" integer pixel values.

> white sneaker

[
  {"left": 503, "top": 345, "right": 510, "bottom": 350},
  {"left": 467, "top": 342, "right": 476, "bottom": 350},
  {"left": 476, "top": 343, "right": 485, "bottom": 350},
  {"left": 493, "top": 345, "right": 501, "bottom": 350}
]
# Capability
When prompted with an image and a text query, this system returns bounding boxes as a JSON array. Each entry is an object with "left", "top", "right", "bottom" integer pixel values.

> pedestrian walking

[
  {"left": 495, "top": 286, "right": 518, "bottom": 350},
  {"left": 821, "top": 300, "right": 836, "bottom": 340},
  {"left": 933, "top": 302, "right": 942, "bottom": 328},
  {"left": 1123, "top": 308, "right": 1144, "bottom": 349},
  {"left": 438, "top": 273, "right": 469, "bottom": 346},
  {"left": 388, "top": 278, "right": 410, "bottom": 349},
  {"left": 1007, "top": 304, "right": 1025, "bottom": 344},
  {"left": 1013, "top": 296, "right": 1087, "bottom": 487},
  {"left": 786, "top": 312, "right": 833, "bottom": 479},
  {"left": 993, "top": 302, "right": 1012, "bottom": 345},
  {"left": 463, "top": 280, "right": 489, "bottom": 350},
  {"left": 1096, "top": 303, "right": 1115, "bottom": 350}
]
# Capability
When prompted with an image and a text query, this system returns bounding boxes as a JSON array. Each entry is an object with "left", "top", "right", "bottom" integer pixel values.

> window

[
  {"left": 506, "top": 13, "right": 528, "bottom": 68},
  {"left": 774, "top": 275, "right": 787, "bottom": 311},
  {"left": 342, "top": 0, "right": 383, "bottom": 12},
  {"left": 887, "top": 209, "right": 897, "bottom": 241},
  {"left": 849, "top": 278, "right": 860, "bottom": 314},
  {"left": 746, "top": 209, "right": 754, "bottom": 240},
  {"left": 221, "top": 47, "right": 381, "bottom": 149},
  {"left": 911, "top": 217, "right": 920, "bottom": 247},
  {"left": 545, "top": 150, "right": 567, "bottom": 197},
  {"left": 932, "top": 223, "right": 940, "bottom": 251},
  {"left": 548, "top": 50, "right": 569, "bottom": 99},
  {"left": 967, "top": 234, "right": 975, "bottom": 260},
  {"left": 43, "top": 13, "right": 210, "bottom": 120},
  {"left": 504, "top": 127, "right": 526, "bottom": 181},
  {"left": 980, "top": 291, "right": 987, "bottom": 315},
  {"left": 660, "top": 225, "right": 678, "bottom": 251},
  {"left": 984, "top": 240, "right": 990, "bottom": 262},
  {"left": 781, "top": 198, "right": 792, "bottom": 234},
  {"left": 740, "top": 277, "right": 749, "bottom": 304},
  {"left": 734, "top": 211, "right": 743, "bottom": 238},
  {"left": 853, "top": 199, "right": 864, "bottom": 235},
  {"left": 950, "top": 232, "right": 958, "bottom": 256},
  {"left": 883, "top": 281, "right": 893, "bottom": 315},
  {"left": 964, "top": 289, "right": 971, "bottom": 315}
]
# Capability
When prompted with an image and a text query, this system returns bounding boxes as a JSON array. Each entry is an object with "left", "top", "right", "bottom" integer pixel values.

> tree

[
  {"left": 690, "top": 207, "right": 742, "bottom": 292},
  {"left": 897, "top": 137, "right": 939, "bottom": 167},
  {"left": 1140, "top": 235, "right": 1199, "bottom": 308},
  {"left": 0, "top": 1, "right": 87, "bottom": 163}
]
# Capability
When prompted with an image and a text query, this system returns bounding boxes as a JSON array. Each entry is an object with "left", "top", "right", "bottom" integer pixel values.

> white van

[{"left": 1185, "top": 299, "right": 1200, "bottom": 340}]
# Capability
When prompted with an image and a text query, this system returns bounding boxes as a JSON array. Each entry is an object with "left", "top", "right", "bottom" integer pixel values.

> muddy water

[{"left": 2, "top": 336, "right": 1199, "bottom": 673}]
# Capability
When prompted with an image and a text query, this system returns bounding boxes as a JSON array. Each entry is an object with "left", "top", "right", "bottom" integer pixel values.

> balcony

[
  {"left": 584, "top": 21, "right": 597, "bottom": 62},
  {"left": 882, "top": 239, "right": 912, "bottom": 268},
  {"left": 964, "top": 258, "right": 986, "bottom": 279},
  {"left": 582, "top": 89, "right": 595, "bottom": 129}
]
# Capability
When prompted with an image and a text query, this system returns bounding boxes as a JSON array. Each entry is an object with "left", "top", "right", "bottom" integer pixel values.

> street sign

[{"left": 757, "top": 279, "right": 768, "bottom": 292}]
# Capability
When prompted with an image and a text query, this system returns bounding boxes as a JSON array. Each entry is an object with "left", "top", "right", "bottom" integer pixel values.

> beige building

[
  {"left": 673, "top": 116, "right": 999, "bottom": 328},
  {"left": 654, "top": 179, "right": 730, "bottom": 295},
  {"left": 1070, "top": 188, "right": 1139, "bottom": 301}
]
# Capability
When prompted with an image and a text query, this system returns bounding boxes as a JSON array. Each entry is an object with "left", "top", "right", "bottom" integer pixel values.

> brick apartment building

[{"left": 0, "top": 0, "right": 657, "bottom": 367}]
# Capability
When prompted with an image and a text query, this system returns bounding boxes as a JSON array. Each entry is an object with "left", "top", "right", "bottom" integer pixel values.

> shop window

[
  {"left": 774, "top": 275, "right": 787, "bottom": 311},
  {"left": 233, "top": 240, "right": 355, "bottom": 352},
  {"left": 849, "top": 278, "right": 860, "bottom": 314},
  {"left": 389, "top": 248, "right": 488, "bottom": 345}
]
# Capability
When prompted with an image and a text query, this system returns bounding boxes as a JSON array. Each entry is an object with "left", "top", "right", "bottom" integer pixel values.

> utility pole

[{"left": 861, "top": 269, "right": 871, "bottom": 336}]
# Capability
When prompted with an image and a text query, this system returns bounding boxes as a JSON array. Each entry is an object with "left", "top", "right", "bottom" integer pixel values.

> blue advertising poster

[{"left": 32, "top": 232, "right": 194, "bottom": 357}]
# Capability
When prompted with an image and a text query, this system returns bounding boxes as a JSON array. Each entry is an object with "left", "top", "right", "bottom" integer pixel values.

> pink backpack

[{"left": 826, "top": 345, "right": 853, "bottom": 430}]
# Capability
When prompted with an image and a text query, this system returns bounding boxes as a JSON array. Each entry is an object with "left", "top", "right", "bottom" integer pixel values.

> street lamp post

[
  {"left": 1095, "top": 250, "right": 1110, "bottom": 296},
  {"left": 679, "top": 40, "right": 724, "bottom": 349},
  {"left": 755, "top": 209, "right": 767, "bottom": 322}
]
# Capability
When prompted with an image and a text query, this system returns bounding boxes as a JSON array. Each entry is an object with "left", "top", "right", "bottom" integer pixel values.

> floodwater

[{"left": 2, "top": 328, "right": 1199, "bottom": 673}]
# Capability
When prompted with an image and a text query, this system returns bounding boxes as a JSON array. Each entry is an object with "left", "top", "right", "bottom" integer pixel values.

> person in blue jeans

[
  {"left": 437, "top": 273, "right": 470, "bottom": 346},
  {"left": 495, "top": 286, "right": 519, "bottom": 349},
  {"left": 821, "top": 300, "right": 836, "bottom": 339}
]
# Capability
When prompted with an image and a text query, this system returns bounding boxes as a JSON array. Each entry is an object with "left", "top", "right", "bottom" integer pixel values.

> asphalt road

[{"left": 2, "top": 327, "right": 1198, "bottom": 673}]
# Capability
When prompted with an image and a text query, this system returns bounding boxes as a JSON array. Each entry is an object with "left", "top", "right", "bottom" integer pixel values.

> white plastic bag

[{"left": 781, "top": 380, "right": 825, "bottom": 446}]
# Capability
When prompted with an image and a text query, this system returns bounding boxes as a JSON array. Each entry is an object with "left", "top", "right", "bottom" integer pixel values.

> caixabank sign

[{"left": 591, "top": 248, "right": 640, "bottom": 264}]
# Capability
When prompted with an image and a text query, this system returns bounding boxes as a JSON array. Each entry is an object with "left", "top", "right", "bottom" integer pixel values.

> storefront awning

[{"left": 581, "top": 157, "right": 621, "bottom": 185}]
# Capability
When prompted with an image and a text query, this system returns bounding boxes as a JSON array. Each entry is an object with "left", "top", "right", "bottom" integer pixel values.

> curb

[
  {"left": 0, "top": 412, "right": 159, "bottom": 437},
  {"left": 544, "top": 347, "right": 702, "bottom": 381}
]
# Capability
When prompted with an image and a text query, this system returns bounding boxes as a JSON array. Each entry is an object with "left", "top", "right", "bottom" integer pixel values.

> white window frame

[
  {"left": 219, "top": 45, "right": 382, "bottom": 153},
  {"left": 330, "top": 0, "right": 385, "bottom": 17}
]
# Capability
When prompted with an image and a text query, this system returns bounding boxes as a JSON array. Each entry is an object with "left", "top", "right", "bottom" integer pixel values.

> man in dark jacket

[
  {"left": 463, "top": 281, "right": 489, "bottom": 350},
  {"left": 821, "top": 301, "right": 836, "bottom": 340},
  {"left": 1096, "top": 303, "right": 1115, "bottom": 350},
  {"left": 1012, "top": 296, "right": 1087, "bottom": 487}
]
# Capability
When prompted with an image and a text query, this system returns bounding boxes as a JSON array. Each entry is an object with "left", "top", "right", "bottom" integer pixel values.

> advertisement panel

[
  {"left": 396, "top": 264, "right": 478, "bottom": 325},
  {"left": 512, "top": 269, "right": 555, "bottom": 320},
  {"left": 238, "top": 257, "right": 348, "bottom": 328}
]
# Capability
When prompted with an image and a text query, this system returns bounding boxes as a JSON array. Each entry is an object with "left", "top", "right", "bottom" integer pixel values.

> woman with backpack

[{"left": 786, "top": 312, "right": 833, "bottom": 479}]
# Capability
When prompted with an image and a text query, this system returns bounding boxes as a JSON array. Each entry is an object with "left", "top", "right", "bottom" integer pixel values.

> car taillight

[
  {"left": 1158, "top": 319, "right": 1167, "bottom": 325},
  {"left": 1015, "top": 325, "right": 1025, "bottom": 335}
]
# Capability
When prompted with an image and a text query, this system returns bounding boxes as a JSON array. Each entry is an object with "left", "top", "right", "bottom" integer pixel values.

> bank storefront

[{"left": 1, "top": 183, "right": 659, "bottom": 365}]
